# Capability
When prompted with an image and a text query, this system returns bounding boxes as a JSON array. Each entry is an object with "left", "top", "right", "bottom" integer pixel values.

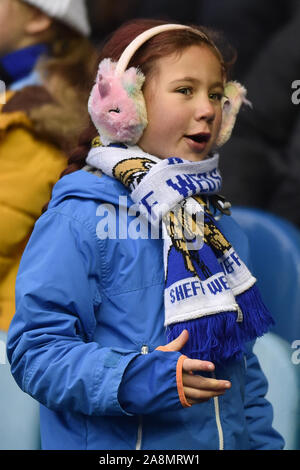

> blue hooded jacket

[{"left": 6, "top": 168, "right": 284, "bottom": 450}]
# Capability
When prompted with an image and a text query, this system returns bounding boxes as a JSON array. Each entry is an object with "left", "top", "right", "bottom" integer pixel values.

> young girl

[
  {"left": 0, "top": 0, "right": 97, "bottom": 332},
  {"left": 7, "top": 18, "right": 284, "bottom": 450}
]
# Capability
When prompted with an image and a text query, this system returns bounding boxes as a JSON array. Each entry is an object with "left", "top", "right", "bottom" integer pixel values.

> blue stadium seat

[
  {"left": 231, "top": 207, "right": 300, "bottom": 450},
  {"left": 0, "top": 330, "right": 40, "bottom": 449},
  {"left": 231, "top": 207, "right": 300, "bottom": 344},
  {"left": 253, "top": 332, "right": 300, "bottom": 449}
]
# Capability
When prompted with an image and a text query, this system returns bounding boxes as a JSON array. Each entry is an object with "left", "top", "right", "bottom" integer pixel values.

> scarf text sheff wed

[{"left": 87, "top": 143, "right": 274, "bottom": 363}]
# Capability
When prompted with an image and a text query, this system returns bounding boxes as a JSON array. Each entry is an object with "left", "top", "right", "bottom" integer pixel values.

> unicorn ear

[
  {"left": 216, "top": 81, "right": 252, "bottom": 147},
  {"left": 95, "top": 58, "right": 116, "bottom": 97},
  {"left": 97, "top": 74, "right": 110, "bottom": 98}
]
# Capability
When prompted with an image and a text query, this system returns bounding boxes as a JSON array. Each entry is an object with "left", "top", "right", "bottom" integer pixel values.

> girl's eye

[
  {"left": 176, "top": 87, "right": 193, "bottom": 96},
  {"left": 209, "top": 92, "right": 224, "bottom": 101}
]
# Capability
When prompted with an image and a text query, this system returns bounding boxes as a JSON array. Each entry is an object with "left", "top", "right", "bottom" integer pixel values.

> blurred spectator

[
  {"left": 87, "top": 0, "right": 138, "bottom": 43},
  {"left": 87, "top": 0, "right": 203, "bottom": 44},
  {"left": 218, "top": 1, "right": 300, "bottom": 228},
  {"left": 0, "top": 0, "right": 97, "bottom": 331},
  {"left": 134, "top": 0, "right": 199, "bottom": 24},
  {"left": 198, "top": 0, "right": 296, "bottom": 80}
]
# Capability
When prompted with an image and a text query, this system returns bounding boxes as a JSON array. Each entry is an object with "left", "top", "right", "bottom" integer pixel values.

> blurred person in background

[
  {"left": 87, "top": 0, "right": 201, "bottom": 44},
  {"left": 198, "top": 0, "right": 296, "bottom": 80},
  {"left": 0, "top": 0, "right": 97, "bottom": 332},
  {"left": 87, "top": 0, "right": 138, "bottom": 42},
  {"left": 212, "top": 1, "right": 300, "bottom": 228}
]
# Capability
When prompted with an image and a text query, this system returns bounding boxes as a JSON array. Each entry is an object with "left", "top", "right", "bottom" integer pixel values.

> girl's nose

[{"left": 194, "top": 96, "right": 215, "bottom": 122}]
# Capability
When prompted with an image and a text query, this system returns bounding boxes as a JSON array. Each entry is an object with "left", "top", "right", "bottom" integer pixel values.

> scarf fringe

[
  {"left": 166, "top": 311, "right": 244, "bottom": 364},
  {"left": 166, "top": 284, "right": 274, "bottom": 364},
  {"left": 236, "top": 284, "right": 275, "bottom": 342}
]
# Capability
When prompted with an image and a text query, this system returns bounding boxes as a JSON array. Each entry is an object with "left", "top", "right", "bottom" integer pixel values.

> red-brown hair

[{"left": 61, "top": 18, "right": 235, "bottom": 178}]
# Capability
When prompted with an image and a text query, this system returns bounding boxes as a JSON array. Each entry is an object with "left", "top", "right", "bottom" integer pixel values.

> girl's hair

[{"left": 61, "top": 18, "right": 236, "bottom": 178}]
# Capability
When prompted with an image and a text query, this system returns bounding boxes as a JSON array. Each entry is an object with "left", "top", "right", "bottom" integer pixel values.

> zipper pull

[{"left": 141, "top": 345, "right": 149, "bottom": 355}]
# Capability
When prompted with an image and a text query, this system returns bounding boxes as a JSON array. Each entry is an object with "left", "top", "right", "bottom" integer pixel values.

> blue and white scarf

[{"left": 87, "top": 143, "right": 274, "bottom": 363}]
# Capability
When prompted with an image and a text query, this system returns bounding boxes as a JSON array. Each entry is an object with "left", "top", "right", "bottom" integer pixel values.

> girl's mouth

[{"left": 184, "top": 133, "right": 211, "bottom": 152}]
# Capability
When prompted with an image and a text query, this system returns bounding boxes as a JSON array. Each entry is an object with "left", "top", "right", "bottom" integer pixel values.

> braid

[{"left": 60, "top": 121, "right": 98, "bottom": 178}]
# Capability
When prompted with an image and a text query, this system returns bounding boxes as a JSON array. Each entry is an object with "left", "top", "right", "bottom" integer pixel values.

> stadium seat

[
  {"left": 0, "top": 330, "right": 40, "bottom": 449},
  {"left": 231, "top": 207, "right": 300, "bottom": 450}
]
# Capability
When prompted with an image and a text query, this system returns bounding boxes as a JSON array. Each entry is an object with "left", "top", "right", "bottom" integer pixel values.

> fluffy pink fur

[{"left": 88, "top": 59, "right": 148, "bottom": 145}]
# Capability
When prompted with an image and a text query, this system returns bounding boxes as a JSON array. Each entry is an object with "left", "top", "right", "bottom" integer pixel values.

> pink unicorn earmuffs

[{"left": 88, "top": 24, "right": 250, "bottom": 147}]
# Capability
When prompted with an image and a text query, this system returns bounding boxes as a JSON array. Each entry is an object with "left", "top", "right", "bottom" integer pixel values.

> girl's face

[{"left": 138, "top": 44, "right": 224, "bottom": 162}]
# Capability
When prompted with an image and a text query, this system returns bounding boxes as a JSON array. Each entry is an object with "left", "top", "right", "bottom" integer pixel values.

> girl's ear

[{"left": 216, "top": 81, "right": 251, "bottom": 147}]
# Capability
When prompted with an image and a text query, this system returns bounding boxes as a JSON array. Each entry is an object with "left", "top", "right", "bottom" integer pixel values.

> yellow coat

[{"left": 0, "top": 92, "right": 67, "bottom": 331}]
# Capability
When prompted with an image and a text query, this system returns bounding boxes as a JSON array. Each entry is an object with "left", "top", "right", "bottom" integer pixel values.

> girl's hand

[{"left": 164, "top": 330, "right": 231, "bottom": 405}]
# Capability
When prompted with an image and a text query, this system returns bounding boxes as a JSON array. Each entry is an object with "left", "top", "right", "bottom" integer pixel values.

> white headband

[{"left": 114, "top": 24, "right": 215, "bottom": 75}]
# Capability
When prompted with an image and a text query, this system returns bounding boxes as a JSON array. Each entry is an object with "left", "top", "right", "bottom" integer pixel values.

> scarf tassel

[
  {"left": 166, "top": 284, "right": 274, "bottom": 364},
  {"left": 236, "top": 283, "right": 275, "bottom": 342}
]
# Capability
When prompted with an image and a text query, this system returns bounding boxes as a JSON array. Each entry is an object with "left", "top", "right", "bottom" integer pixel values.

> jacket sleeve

[
  {"left": 118, "top": 351, "right": 188, "bottom": 415},
  {"left": 6, "top": 209, "right": 183, "bottom": 416},
  {"left": 244, "top": 341, "right": 285, "bottom": 450}
]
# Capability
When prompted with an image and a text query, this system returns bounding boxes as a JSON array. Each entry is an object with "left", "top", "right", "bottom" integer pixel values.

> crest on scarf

[
  {"left": 164, "top": 195, "right": 231, "bottom": 284},
  {"left": 113, "top": 157, "right": 155, "bottom": 191}
]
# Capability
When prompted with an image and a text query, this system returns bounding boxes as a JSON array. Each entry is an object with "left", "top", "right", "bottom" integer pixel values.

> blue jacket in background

[{"left": 6, "top": 168, "right": 284, "bottom": 450}]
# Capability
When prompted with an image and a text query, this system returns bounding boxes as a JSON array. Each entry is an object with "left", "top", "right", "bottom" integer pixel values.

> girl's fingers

[
  {"left": 161, "top": 341, "right": 232, "bottom": 401},
  {"left": 182, "top": 357, "right": 215, "bottom": 373},
  {"left": 160, "top": 329, "right": 189, "bottom": 352},
  {"left": 183, "top": 386, "right": 225, "bottom": 403},
  {"left": 183, "top": 373, "right": 231, "bottom": 391}
]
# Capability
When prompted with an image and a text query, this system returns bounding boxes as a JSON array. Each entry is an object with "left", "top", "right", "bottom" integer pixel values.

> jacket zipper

[
  {"left": 212, "top": 372, "right": 224, "bottom": 450},
  {"left": 135, "top": 344, "right": 149, "bottom": 450}
]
